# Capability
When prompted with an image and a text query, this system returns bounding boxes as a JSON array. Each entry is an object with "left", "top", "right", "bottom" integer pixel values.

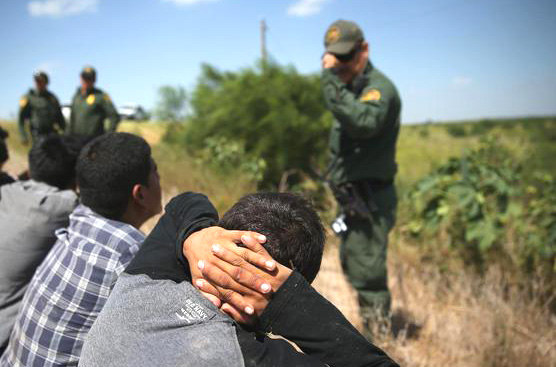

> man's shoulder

[
  {"left": 45, "top": 90, "right": 60, "bottom": 103},
  {"left": 68, "top": 205, "right": 144, "bottom": 255},
  {"left": 80, "top": 273, "right": 243, "bottom": 367},
  {"left": 0, "top": 180, "right": 77, "bottom": 214},
  {"left": 92, "top": 87, "right": 106, "bottom": 97},
  {"left": 364, "top": 67, "right": 400, "bottom": 102}
]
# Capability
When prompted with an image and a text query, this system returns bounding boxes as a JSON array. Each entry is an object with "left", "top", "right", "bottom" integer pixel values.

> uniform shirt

[
  {"left": 68, "top": 87, "right": 120, "bottom": 137},
  {"left": 18, "top": 89, "right": 65, "bottom": 141},
  {"left": 323, "top": 62, "right": 401, "bottom": 184},
  {"left": 0, "top": 204, "right": 145, "bottom": 367},
  {"left": 0, "top": 180, "right": 77, "bottom": 349}
]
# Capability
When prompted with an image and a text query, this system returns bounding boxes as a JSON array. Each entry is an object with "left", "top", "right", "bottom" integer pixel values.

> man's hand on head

[
  {"left": 184, "top": 227, "right": 289, "bottom": 321},
  {"left": 186, "top": 229, "right": 292, "bottom": 324},
  {"left": 322, "top": 53, "right": 340, "bottom": 69}
]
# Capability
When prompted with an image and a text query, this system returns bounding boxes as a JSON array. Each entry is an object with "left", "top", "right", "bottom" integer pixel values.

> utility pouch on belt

[{"left": 329, "top": 180, "right": 378, "bottom": 235}]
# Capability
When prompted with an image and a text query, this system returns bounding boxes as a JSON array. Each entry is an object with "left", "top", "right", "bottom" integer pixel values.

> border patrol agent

[
  {"left": 68, "top": 66, "right": 120, "bottom": 138},
  {"left": 322, "top": 20, "right": 401, "bottom": 317},
  {"left": 18, "top": 71, "right": 65, "bottom": 144}
]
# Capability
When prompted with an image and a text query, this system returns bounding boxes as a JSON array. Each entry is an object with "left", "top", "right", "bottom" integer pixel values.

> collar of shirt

[{"left": 56, "top": 204, "right": 146, "bottom": 253}]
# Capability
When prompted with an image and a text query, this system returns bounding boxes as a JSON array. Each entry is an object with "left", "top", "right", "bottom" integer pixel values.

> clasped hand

[{"left": 183, "top": 227, "right": 292, "bottom": 324}]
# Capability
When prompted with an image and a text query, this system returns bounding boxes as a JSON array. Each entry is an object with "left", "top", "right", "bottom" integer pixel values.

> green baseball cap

[
  {"left": 81, "top": 65, "right": 96, "bottom": 80},
  {"left": 324, "top": 20, "right": 364, "bottom": 55},
  {"left": 33, "top": 70, "right": 49, "bottom": 84}
]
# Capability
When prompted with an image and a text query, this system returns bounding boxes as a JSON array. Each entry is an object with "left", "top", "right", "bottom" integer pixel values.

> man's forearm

[
  {"left": 258, "top": 272, "right": 399, "bottom": 367},
  {"left": 322, "top": 69, "right": 387, "bottom": 138}
]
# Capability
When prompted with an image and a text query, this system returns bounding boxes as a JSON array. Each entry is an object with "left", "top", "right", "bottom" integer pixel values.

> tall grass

[{"left": 373, "top": 243, "right": 556, "bottom": 367}]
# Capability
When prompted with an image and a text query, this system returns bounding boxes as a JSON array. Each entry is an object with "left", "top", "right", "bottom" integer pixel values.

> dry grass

[{"left": 312, "top": 234, "right": 556, "bottom": 367}]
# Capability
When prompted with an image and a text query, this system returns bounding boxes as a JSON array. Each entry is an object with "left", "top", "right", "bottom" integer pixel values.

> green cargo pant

[{"left": 339, "top": 183, "right": 397, "bottom": 315}]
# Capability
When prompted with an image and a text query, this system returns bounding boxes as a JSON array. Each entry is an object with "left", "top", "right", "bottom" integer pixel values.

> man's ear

[
  {"left": 131, "top": 183, "right": 146, "bottom": 207},
  {"left": 361, "top": 41, "right": 370, "bottom": 59}
]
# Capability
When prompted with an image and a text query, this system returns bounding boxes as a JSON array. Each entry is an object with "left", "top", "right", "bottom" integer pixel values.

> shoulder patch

[
  {"left": 103, "top": 93, "right": 111, "bottom": 102},
  {"left": 86, "top": 94, "right": 96, "bottom": 105},
  {"left": 19, "top": 97, "right": 28, "bottom": 108},
  {"left": 360, "top": 89, "right": 381, "bottom": 102}
]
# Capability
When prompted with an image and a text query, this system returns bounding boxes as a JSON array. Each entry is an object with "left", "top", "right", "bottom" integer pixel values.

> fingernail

[
  {"left": 244, "top": 306, "right": 254, "bottom": 315},
  {"left": 265, "top": 260, "right": 275, "bottom": 270},
  {"left": 195, "top": 279, "right": 204, "bottom": 288},
  {"left": 211, "top": 244, "right": 221, "bottom": 253},
  {"left": 258, "top": 235, "right": 266, "bottom": 242},
  {"left": 197, "top": 260, "right": 205, "bottom": 270},
  {"left": 241, "top": 235, "right": 249, "bottom": 242},
  {"left": 260, "top": 283, "right": 271, "bottom": 293}
]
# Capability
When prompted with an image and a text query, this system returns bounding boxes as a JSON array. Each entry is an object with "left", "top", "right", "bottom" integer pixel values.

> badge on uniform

[
  {"left": 360, "top": 89, "right": 381, "bottom": 102},
  {"left": 86, "top": 95, "right": 96, "bottom": 105},
  {"left": 326, "top": 26, "right": 341, "bottom": 44},
  {"left": 19, "top": 97, "right": 28, "bottom": 108},
  {"left": 103, "top": 94, "right": 111, "bottom": 102}
]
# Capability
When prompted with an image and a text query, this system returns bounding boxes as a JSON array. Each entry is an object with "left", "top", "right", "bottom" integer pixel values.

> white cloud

[
  {"left": 162, "top": 0, "right": 220, "bottom": 6},
  {"left": 288, "top": 0, "right": 330, "bottom": 17},
  {"left": 452, "top": 76, "right": 472, "bottom": 86},
  {"left": 28, "top": 0, "right": 98, "bottom": 17}
]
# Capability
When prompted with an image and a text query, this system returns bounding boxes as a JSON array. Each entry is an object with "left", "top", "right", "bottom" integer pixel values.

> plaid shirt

[{"left": 0, "top": 205, "right": 145, "bottom": 366}]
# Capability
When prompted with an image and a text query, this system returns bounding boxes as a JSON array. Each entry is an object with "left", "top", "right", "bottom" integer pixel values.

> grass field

[{"left": 1, "top": 117, "right": 555, "bottom": 366}]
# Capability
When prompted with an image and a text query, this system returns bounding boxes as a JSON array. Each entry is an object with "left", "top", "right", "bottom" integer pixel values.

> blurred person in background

[
  {"left": 0, "top": 127, "right": 14, "bottom": 186},
  {"left": 321, "top": 20, "right": 401, "bottom": 321},
  {"left": 0, "top": 135, "right": 83, "bottom": 355},
  {"left": 68, "top": 66, "right": 120, "bottom": 139},
  {"left": 18, "top": 71, "right": 65, "bottom": 145}
]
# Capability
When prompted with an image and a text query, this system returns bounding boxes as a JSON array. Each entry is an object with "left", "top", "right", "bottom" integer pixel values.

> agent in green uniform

[
  {"left": 322, "top": 20, "right": 401, "bottom": 317},
  {"left": 68, "top": 66, "right": 120, "bottom": 138},
  {"left": 18, "top": 71, "right": 65, "bottom": 144}
]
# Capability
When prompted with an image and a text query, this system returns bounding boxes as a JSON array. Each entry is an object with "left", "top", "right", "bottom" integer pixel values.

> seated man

[
  {"left": 79, "top": 192, "right": 398, "bottom": 367},
  {"left": 0, "top": 135, "right": 82, "bottom": 354},
  {"left": 0, "top": 132, "right": 162, "bottom": 366}
]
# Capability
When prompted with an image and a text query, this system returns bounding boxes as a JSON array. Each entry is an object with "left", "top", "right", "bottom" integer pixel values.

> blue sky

[{"left": 0, "top": 0, "right": 555, "bottom": 123}]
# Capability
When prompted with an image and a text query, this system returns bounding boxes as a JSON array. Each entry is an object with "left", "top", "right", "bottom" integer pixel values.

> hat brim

[
  {"left": 81, "top": 72, "right": 96, "bottom": 80},
  {"left": 326, "top": 40, "right": 356, "bottom": 55}
]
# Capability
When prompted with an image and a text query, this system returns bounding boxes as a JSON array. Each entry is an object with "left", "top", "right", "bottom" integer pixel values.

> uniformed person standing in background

[
  {"left": 321, "top": 20, "right": 401, "bottom": 320},
  {"left": 18, "top": 71, "right": 65, "bottom": 144},
  {"left": 68, "top": 66, "right": 120, "bottom": 139}
]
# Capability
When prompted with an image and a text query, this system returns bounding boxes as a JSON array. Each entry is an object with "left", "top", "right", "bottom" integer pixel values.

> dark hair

[
  {"left": 28, "top": 134, "right": 83, "bottom": 189},
  {"left": 219, "top": 192, "right": 325, "bottom": 283},
  {"left": 0, "top": 127, "right": 8, "bottom": 164},
  {"left": 76, "top": 132, "right": 152, "bottom": 220}
]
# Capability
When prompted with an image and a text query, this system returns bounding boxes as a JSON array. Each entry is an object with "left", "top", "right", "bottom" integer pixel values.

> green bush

[
  {"left": 445, "top": 124, "right": 467, "bottom": 137},
  {"left": 167, "top": 61, "right": 332, "bottom": 188},
  {"left": 406, "top": 137, "right": 555, "bottom": 277}
]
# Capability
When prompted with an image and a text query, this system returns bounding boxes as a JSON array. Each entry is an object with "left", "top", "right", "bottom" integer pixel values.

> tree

[
  {"left": 178, "top": 61, "right": 333, "bottom": 188},
  {"left": 154, "top": 85, "right": 187, "bottom": 122}
]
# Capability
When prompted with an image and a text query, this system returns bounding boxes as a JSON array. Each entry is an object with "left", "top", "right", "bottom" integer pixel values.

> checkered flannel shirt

[{"left": 0, "top": 204, "right": 145, "bottom": 367}]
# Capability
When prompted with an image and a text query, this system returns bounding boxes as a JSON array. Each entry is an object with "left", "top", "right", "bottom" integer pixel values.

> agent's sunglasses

[{"left": 333, "top": 44, "right": 362, "bottom": 63}]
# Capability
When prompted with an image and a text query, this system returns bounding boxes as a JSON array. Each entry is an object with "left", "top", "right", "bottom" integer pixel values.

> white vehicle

[
  {"left": 60, "top": 103, "right": 149, "bottom": 123},
  {"left": 61, "top": 104, "right": 71, "bottom": 122},
  {"left": 118, "top": 104, "right": 148, "bottom": 121}
]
